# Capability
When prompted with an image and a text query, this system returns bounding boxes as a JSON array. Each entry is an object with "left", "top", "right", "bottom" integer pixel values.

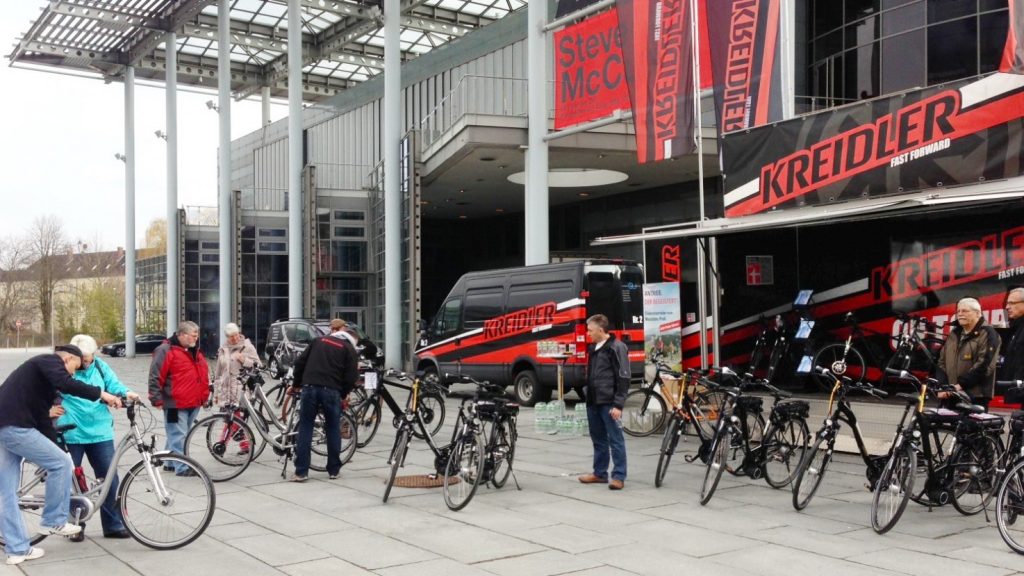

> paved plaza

[{"left": 1, "top": 348, "right": 1023, "bottom": 575}]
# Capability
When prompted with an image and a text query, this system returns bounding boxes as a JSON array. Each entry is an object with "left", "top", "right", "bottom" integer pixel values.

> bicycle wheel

[
  {"left": 266, "top": 382, "right": 288, "bottom": 408},
  {"left": 763, "top": 417, "right": 810, "bottom": 489},
  {"left": 699, "top": 426, "right": 731, "bottom": 506},
  {"left": 655, "top": 417, "right": 682, "bottom": 488},
  {"left": 310, "top": 410, "right": 358, "bottom": 471},
  {"left": 950, "top": 434, "right": 1001, "bottom": 515},
  {"left": 184, "top": 413, "right": 255, "bottom": 482},
  {"left": 412, "top": 392, "right": 446, "bottom": 439},
  {"left": 871, "top": 444, "right": 916, "bottom": 534},
  {"left": 793, "top": 434, "right": 833, "bottom": 511},
  {"left": 996, "top": 458, "right": 1024, "bottom": 554},
  {"left": 353, "top": 396, "right": 382, "bottom": 449},
  {"left": 120, "top": 454, "right": 215, "bottom": 550},
  {"left": 726, "top": 411, "right": 765, "bottom": 476},
  {"left": 443, "top": 430, "right": 486, "bottom": 511},
  {"left": 623, "top": 389, "right": 667, "bottom": 437},
  {"left": 490, "top": 418, "right": 516, "bottom": 488},
  {"left": 811, "top": 343, "right": 867, "bottom": 388},
  {"left": 0, "top": 463, "right": 48, "bottom": 548},
  {"left": 383, "top": 427, "right": 411, "bottom": 503},
  {"left": 691, "top": 389, "right": 722, "bottom": 438}
]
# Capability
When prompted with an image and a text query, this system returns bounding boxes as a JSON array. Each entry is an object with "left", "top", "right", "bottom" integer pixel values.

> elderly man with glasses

[
  {"left": 1000, "top": 287, "right": 1024, "bottom": 384},
  {"left": 936, "top": 297, "right": 1001, "bottom": 411}
]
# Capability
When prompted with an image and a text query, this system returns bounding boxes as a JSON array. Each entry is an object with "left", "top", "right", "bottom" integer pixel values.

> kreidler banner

[
  {"left": 554, "top": 8, "right": 631, "bottom": 130},
  {"left": 706, "top": 0, "right": 783, "bottom": 134},
  {"left": 722, "top": 73, "right": 1024, "bottom": 217}
]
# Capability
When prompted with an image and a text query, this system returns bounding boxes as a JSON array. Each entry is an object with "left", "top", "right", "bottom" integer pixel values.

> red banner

[
  {"left": 706, "top": 0, "right": 783, "bottom": 134},
  {"left": 1002, "top": 0, "right": 1024, "bottom": 74},
  {"left": 554, "top": 9, "right": 631, "bottom": 130},
  {"left": 616, "top": 0, "right": 696, "bottom": 163}
]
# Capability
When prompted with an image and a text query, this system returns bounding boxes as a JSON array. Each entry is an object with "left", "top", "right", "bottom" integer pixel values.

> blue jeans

[
  {"left": 586, "top": 404, "right": 627, "bottom": 482},
  {"left": 163, "top": 407, "right": 199, "bottom": 473},
  {"left": 0, "top": 426, "right": 74, "bottom": 555},
  {"left": 294, "top": 386, "right": 343, "bottom": 477},
  {"left": 68, "top": 441, "right": 125, "bottom": 534}
]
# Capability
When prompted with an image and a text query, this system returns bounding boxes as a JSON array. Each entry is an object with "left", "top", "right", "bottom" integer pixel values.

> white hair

[
  {"left": 957, "top": 297, "right": 982, "bottom": 313},
  {"left": 69, "top": 334, "right": 98, "bottom": 356},
  {"left": 224, "top": 322, "right": 241, "bottom": 336}
]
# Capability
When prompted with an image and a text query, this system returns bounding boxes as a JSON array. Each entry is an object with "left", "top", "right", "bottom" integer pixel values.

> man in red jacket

[{"left": 148, "top": 321, "right": 210, "bottom": 475}]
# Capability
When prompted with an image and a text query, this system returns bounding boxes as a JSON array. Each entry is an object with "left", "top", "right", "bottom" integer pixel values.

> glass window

[
  {"left": 334, "top": 210, "right": 365, "bottom": 221},
  {"left": 434, "top": 299, "right": 462, "bottom": 335},
  {"left": 283, "top": 323, "right": 297, "bottom": 341},
  {"left": 979, "top": 11, "right": 1010, "bottom": 74},
  {"left": 882, "top": 2, "right": 925, "bottom": 36},
  {"left": 332, "top": 241, "right": 367, "bottom": 272},
  {"left": 258, "top": 241, "right": 287, "bottom": 253},
  {"left": 333, "top": 226, "right": 364, "bottom": 238},
  {"left": 813, "top": 0, "right": 844, "bottom": 35},
  {"left": 845, "top": 42, "right": 880, "bottom": 100},
  {"left": 927, "top": 17, "right": 977, "bottom": 84},
  {"left": 201, "top": 254, "right": 218, "bottom": 263},
  {"left": 463, "top": 289, "right": 505, "bottom": 327},
  {"left": 882, "top": 0, "right": 921, "bottom": 9},
  {"left": 847, "top": 0, "right": 880, "bottom": 22},
  {"left": 258, "top": 228, "right": 286, "bottom": 237},
  {"left": 846, "top": 13, "right": 880, "bottom": 50},
  {"left": 201, "top": 241, "right": 219, "bottom": 250},
  {"left": 882, "top": 30, "right": 926, "bottom": 93},
  {"left": 294, "top": 324, "right": 313, "bottom": 344},
  {"left": 927, "top": 0, "right": 976, "bottom": 23}
]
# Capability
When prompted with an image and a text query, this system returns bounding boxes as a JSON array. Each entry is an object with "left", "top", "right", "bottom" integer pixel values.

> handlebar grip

[{"left": 997, "top": 380, "right": 1024, "bottom": 387}]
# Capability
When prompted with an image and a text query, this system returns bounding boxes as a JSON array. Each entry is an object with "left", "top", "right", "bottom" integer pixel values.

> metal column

[
  {"left": 218, "top": 0, "right": 233, "bottom": 343},
  {"left": 124, "top": 66, "right": 137, "bottom": 358},
  {"left": 288, "top": 0, "right": 303, "bottom": 318},
  {"left": 165, "top": 32, "right": 178, "bottom": 336},
  {"left": 525, "top": 0, "right": 549, "bottom": 265},
  {"left": 384, "top": 0, "right": 402, "bottom": 368},
  {"left": 262, "top": 86, "right": 272, "bottom": 126},
  {"left": 690, "top": 0, "right": 710, "bottom": 368}
]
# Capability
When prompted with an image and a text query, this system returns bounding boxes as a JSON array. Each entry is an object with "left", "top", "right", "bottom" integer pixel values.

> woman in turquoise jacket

[{"left": 57, "top": 334, "right": 140, "bottom": 540}]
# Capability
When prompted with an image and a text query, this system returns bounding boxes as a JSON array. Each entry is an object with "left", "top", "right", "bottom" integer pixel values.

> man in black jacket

[
  {"left": 1000, "top": 287, "right": 1024, "bottom": 386},
  {"left": 578, "top": 314, "right": 630, "bottom": 490},
  {"left": 0, "top": 345, "right": 122, "bottom": 565},
  {"left": 289, "top": 319, "right": 359, "bottom": 482}
]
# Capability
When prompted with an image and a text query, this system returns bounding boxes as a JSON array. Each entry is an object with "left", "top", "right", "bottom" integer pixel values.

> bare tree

[
  {"left": 0, "top": 236, "right": 31, "bottom": 333},
  {"left": 26, "top": 215, "right": 69, "bottom": 337},
  {"left": 144, "top": 218, "right": 167, "bottom": 252}
]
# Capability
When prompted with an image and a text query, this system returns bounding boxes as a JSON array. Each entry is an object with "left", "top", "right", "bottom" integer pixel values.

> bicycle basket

[
  {"left": 771, "top": 400, "right": 809, "bottom": 421},
  {"left": 736, "top": 396, "right": 763, "bottom": 412}
]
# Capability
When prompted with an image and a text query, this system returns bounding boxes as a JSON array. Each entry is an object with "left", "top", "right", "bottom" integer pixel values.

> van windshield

[{"left": 584, "top": 264, "right": 644, "bottom": 330}]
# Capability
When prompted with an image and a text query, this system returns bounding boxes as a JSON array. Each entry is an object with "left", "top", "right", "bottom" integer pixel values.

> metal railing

[{"left": 419, "top": 75, "right": 530, "bottom": 149}]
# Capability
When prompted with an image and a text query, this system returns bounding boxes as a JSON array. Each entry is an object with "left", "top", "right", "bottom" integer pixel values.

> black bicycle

[
  {"left": 871, "top": 369, "right": 1003, "bottom": 533},
  {"left": 792, "top": 367, "right": 889, "bottom": 511},
  {"left": 349, "top": 365, "right": 448, "bottom": 448},
  {"left": 995, "top": 379, "right": 1024, "bottom": 553}
]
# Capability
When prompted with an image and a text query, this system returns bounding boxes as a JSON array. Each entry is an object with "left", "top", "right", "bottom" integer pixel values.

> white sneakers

[
  {"left": 6, "top": 547, "right": 44, "bottom": 565},
  {"left": 44, "top": 523, "right": 82, "bottom": 537}
]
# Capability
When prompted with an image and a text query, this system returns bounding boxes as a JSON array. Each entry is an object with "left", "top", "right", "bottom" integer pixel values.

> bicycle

[
  {"left": 871, "top": 369, "right": 1003, "bottom": 534},
  {"left": 654, "top": 368, "right": 721, "bottom": 487},
  {"left": 811, "top": 312, "right": 943, "bottom": 390},
  {"left": 623, "top": 351, "right": 721, "bottom": 437},
  {"left": 995, "top": 379, "right": 1024, "bottom": 553},
  {"left": 185, "top": 366, "right": 357, "bottom": 481},
  {"left": 348, "top": 364, "right": 448, "bottom": 448},
  {"left": 441, "top": 374, "right": 521, "bottom": 510},
  {"left": 791, "top": 367, "right": 889, "bottom": 511},
  {"left": 1, "top": 398, "right": 216, "bottom": 550}
]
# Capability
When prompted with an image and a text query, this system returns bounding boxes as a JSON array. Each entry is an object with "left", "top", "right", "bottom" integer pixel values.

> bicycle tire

[
  {"left": 811, "top": 343, "right": 867, "bottom": 389},
  {"left": 996, "top": 457, "right": 1024, "bottom": 554},
  {"left": 310, "top": 410, "right": 358, "bottom": 471},
  {"left": 871, "top": 444, "right": 916, "bottom": 534},
  {"left": 655, "top": 417, "right": 682, "bottom": 488},
  {"left": 184, "top": 413, "right": 255, "bottom": 482},
  {"left": 266, "top": 383, "right": 288, "bottom": 408},
  {"left": 490, "top": 417, "right": 516, "bottom": 488},
  {"left": 726, "top": 411, "right": 765, "bottom": 476},
  {"left": 443, "top": 430, "right": 486, "bottom": 511},
  {"left": 383, "top": 427, "right": 410, "bottom": 503},
  {"left": 763, "top": 417, "right": 810, "bottom": 489},
  {"left": 412, "top": 391, "right": 446, "bottom": 439},
  {"left": 691, "top": 389, "right": 722, "bottom": 439},
  {"left": 0, "top": 462, "right": 48, "bottom": 548},
  {"left": 793, "top": 434, "right": 833, "bottom": 511},
  {"left": 119, "top": 454, "right": 215, "bottom": 550},
  {"left": 353, "top": 395, "right": 383, "bottom": 449},
  {"left": 623, "top": 389, "right": 667, "bottom": 437},
  {"left": 699, "top": 426, "right": 731, "bottom": 506},
  {"left": 950, "top": 433, "right": 1001, "bottom": 515}
]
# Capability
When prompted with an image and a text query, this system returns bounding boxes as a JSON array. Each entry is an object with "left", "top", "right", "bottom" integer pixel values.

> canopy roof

[{"left": 9, "top": 0, "right": 525, "bottom": 102}]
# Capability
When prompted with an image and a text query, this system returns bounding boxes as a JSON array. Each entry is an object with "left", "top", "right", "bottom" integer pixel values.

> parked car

[
  {"left": 264, "top": 319, "right": 378, "bottom": 378},
  {"left": 100, "top": 333, "right": 167, "bottom": 357}
]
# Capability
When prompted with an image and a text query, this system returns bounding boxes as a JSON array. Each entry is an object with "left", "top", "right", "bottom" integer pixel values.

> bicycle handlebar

[{"left": 998, "top": 380, "right": 1024, "bottom": 388}]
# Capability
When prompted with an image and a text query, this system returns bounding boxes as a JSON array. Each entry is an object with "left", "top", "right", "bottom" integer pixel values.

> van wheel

[
  {"left": 513, "top": 370, "right": 550, "bottom": 406},
  {"left": 422, "top": 367, "right": 442, "bottom": 390}
]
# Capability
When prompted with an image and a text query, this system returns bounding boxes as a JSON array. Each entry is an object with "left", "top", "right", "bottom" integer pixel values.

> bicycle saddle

[
  {"left": 55, "top": 423, "right": 77, "bottom": 434},
  {"left": 955, "top": 402, "right": 986, "bottom": 415}
]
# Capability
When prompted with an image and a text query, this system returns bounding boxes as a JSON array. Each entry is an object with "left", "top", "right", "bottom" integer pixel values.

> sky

[{"left": 0, "top": 4, "right": 279, "bottom": 252}]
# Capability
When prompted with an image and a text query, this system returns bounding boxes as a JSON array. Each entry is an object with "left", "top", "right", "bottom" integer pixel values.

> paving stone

[
  {"left": 278, "top": 557, "right": 376, "bottom": 576},
  {"left": 475, "top": 550, "right": 605, "bottom": 576},
  {"left": 225, "top": 533, "right": 330, "bottom": 566},
  {"left": 303, "top": 528, "right": 439, "bottom": 569},
  {"left": 846, "top": 547, "right": 1016, "bottom": 576}
]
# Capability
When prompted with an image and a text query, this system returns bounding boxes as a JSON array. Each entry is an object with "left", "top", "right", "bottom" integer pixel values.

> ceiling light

[
  {"left": 578, "top": 192, "right": 590, "bottom": 198},
  {"left": 507, "top": 168, "right": 628, "bottom": 188}
]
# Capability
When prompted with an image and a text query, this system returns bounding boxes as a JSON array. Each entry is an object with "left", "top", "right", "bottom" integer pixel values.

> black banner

[
  {"left": 616, "top": 0, "right": 696, "bottom": 163},
  {"left": 722, "top": 73, "right": 1024, "bottom": 217},
  {"left": 706, "top": 0, "right": 783, "bottom": 134}
]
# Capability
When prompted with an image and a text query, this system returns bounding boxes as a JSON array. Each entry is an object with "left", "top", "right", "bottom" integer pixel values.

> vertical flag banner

[
  {"left": 1001, "top": 0, "right": 1024, "bottom": 74},
  {"left": 644, "top": 282, "right": 683, "bottom": 371},
  {"left": 616, "top": 0, "right": 697, "bottom": 163},
  {"left": 706, "top": 0, "right": 783, "bottom": 133},
  {"left": 554, "top": 8, "right": 632, "bottom": 129}
]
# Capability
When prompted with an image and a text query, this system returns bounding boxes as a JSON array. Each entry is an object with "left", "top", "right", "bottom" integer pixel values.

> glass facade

[
  {"left": 240, "top": 223, "right": 290, "bottom": 354},
  {"left": 806, "top": 0, "right": 1009, "bottom": 109},
  {"left": 136, "top": 253, "right": 166, "bottom": 335},
  {"left": 184, "top": 235, "right": 221, "bottom": 357}
]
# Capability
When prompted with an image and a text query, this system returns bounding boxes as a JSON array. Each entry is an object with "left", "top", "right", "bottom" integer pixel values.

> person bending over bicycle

[
  {"left": 936, "top": 297, "right": 1000, "bottom": 411},
  {"left": 0, "top": 344, "right": 122, "bottom": 565},
  {"left": 57, "top": 334, "right": 141, "bottom": 541}
]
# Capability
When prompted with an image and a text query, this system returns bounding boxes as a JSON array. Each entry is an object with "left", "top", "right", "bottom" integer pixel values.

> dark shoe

[
  {"left": 103, "top": 530, "right": 131, "bottom": 539},
  {"left": 578, "top": 474, "right": 608, "bottom": 484},
  {"left": 69, "top": 531, "right": 85, "bottom": 543},
  {"left": 175, "top": 469, "right": 198, "bottom": 477},
  {"left": 609, "top": 479, "right": 624, "bottom": 490}
]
